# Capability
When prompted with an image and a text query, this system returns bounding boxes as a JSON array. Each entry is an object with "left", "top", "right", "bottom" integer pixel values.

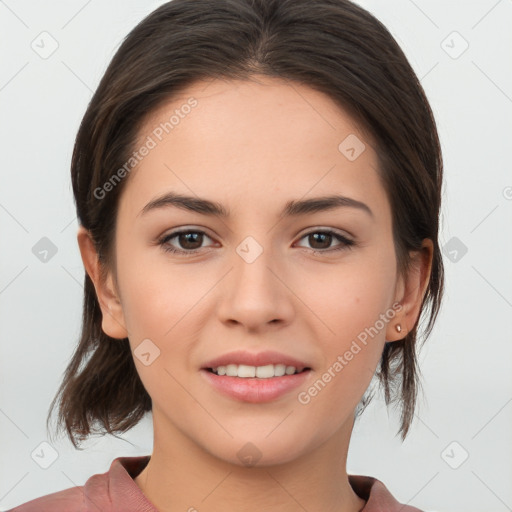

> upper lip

[{"left": 201, "top": 350, "right": 311, "bottom": 370}]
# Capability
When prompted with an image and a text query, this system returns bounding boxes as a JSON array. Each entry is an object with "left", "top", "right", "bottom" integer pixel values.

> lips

[
  {"left": 200, "top": 367, "right": 311, "bottom": 402},
  {"left": 201, "top": 349, "right": 311, "bottom": 371},
  {"left": 200, "top": 350, "right": 312, "bottom": 402}
]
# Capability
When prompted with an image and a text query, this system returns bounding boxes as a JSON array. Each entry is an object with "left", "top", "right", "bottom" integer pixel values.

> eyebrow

[{"left": 139, "top": 191, "right": 374, "bottom": 219}]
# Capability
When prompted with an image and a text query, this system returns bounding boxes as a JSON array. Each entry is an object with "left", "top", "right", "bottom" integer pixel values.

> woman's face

[{"left": 89, "top": 76, "right": 427, "bottom": 466}]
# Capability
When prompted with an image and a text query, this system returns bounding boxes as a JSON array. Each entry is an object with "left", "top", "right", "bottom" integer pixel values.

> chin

[{"left": 200, "top": 432, "right": 312, "bottom": 469}]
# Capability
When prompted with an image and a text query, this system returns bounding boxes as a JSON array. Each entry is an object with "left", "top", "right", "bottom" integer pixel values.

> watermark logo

[
  {"left": 442, "top": 236, "right": 468, "bottom": 263},
  {"left": 32, "top": 237, "right": 58, "bottom": 263},
  {"left": 237, "top": 442, "right": 262, "bottom": 467},
  {"left": 134, "top": 338, "right": 161, "bottom": 366},
  {"left": 338, "top": 134, "right": 366, "bottom": 161},
  {"left": 441, "top": 31, "right": 469, "bottom": 60},
  {"left": 31, "top": 31, "right": 59, "bottom": 59},
  {"left": 236, "top": 236, "right": 264, "bottom": 264},
  {"left": 441, "top": 441, "right": 469, "bottom": 469},
  {"left": 31, "top": 441, "right": 59, "bottom": 469}
]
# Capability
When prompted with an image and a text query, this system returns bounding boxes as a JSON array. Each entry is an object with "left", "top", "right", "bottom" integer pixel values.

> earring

[{"left": 395, "top": 324, "right": 402, "bottom": 333}]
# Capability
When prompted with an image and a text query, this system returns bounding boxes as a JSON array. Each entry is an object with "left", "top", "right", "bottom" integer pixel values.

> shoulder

[
  {"left": 6, "top": 485, "right": 85, "bottom": 512},
  {"left": 349, "top": 474, "right": 425, "bottom": 512},
  {"left": 7, "top": 455, "right": 151, "bottom": 512}
]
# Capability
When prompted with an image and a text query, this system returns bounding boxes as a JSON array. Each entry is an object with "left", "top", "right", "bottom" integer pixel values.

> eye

[
  {"left": 158, "top": 229, "right": 215, "bottom": 256},
  {"left": 295, "top": 229, "right": 356, "bottom": 253}
]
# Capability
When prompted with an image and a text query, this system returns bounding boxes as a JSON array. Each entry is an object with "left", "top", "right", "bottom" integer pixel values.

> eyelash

[{"left": 157, "top": 229, "right": 356, "bottom": 256}]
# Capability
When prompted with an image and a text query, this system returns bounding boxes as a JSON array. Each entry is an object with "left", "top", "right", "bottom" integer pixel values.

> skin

[{"left": 78, "top": 75, "right": 433, "bottom": 512}]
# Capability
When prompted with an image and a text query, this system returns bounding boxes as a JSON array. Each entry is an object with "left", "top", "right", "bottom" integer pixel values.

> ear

[
  {"left": 386, "top": 238, "right": 433, "bottom": 341},
  {"left": 76, "top": 225, "right": 129, "bottom": 339}
]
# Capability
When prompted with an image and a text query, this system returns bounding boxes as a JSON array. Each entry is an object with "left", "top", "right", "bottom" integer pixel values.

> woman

[{"left": 10, "top": 0, "right": 443, "bottom": 510}]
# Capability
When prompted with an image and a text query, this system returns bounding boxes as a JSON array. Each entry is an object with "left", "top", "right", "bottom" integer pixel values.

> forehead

[
  {"left": 119, "top": 76, "right": 389, "bottom": 222},
  {"left": 138, "top": 75, "right": 369, "bottom": 159}
]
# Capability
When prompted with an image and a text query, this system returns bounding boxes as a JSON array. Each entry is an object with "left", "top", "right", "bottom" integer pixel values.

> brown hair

[{"left": 47, "top": 0, "right": 444, "bottom": 449}]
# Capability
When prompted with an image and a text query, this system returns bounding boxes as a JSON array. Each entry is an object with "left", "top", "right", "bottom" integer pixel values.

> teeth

[{"left": 211, "top": 364, "right": 304, "bottom": 378}]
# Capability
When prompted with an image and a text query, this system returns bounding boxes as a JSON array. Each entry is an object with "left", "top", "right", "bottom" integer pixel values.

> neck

[{"left": 134, "top": 410, "right": 366, "bottom": 512}]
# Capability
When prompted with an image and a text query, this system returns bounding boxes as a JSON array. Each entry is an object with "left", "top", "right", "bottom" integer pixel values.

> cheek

[
  {"left": 300, "top": 247, "right": 397, "bottom": 345},
  {"left": 115, "top": 245, "right": 217, "bottom": 389},
  {"left": 117, "top": 260, "right": 200, "bottom": 399},
  {"left": 297, "top": 263, "right": 396, "bottom": 429},
  {"left": 116, "top": 240, "right": 205, "bottom": 337}
]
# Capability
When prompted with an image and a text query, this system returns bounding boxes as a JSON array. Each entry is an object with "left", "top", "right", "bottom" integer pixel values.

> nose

[{"left": 216, "top": 241, "right": 295, "bottom": 332}]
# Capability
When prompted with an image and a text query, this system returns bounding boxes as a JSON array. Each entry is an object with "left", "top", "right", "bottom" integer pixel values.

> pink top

[{"left": 8, "top": 455, "right": 424, "bottom": 511}]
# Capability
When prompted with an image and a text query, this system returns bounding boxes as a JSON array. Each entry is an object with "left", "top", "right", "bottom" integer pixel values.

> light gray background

[{"left": 1, "top": 1, "right": 511, "bottom": 511}]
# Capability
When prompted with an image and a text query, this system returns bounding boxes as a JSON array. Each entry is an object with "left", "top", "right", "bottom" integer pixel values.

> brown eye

[
  {"left": 296, "top": 230, "right": 355, "bottom": 252},
  {"left": 176, "top": 232, "right": 204, "bottom": 250},
  {"left": 308, "top": 232, "right": 332, "bottom": 250},
  {"left": 159, "top": 230, "right": 214, "bottom": 255}
]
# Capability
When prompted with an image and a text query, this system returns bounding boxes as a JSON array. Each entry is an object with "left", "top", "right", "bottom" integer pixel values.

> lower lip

[{"left": 200, "top": 369, "right": 311, "bottom": 403}]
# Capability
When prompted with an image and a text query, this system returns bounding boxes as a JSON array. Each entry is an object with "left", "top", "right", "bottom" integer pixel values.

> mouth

[
  {"left": 200, "top": 364, "right": 312, "bottom": 403},
  {"left": 199, "top": 350, "right": 313, "bottom": 402},
  {"left": 205, "top": 364, "right": 311, "bottom": 378}
]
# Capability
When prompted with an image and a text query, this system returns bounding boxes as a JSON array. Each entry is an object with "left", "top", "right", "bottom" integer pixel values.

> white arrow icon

[{"left": 448, "top": 249, "right": 458, "bottom": 260}]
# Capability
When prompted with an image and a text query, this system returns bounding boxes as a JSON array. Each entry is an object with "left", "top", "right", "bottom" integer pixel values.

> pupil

[
  {"left": 310, "top": 233, "right": 331, "bottom": 249},
  {"left": 180, "top": 232, "right": 202, "bottom": 249}
]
